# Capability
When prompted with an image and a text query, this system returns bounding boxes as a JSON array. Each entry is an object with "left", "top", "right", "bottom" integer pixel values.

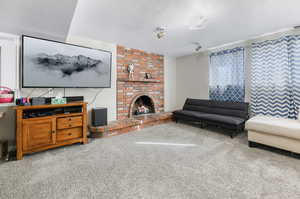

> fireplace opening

[{"left": 132, "top": 95, "right": 155, "bottom": 116}]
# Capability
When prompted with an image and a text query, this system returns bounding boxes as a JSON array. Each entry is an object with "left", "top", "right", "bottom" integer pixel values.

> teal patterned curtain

[
  {"left": 209, "top": 47, "right": 245, "bottom": 102},
  {"left": 251, "top": 35, "right": 300, "bottom": 119}
]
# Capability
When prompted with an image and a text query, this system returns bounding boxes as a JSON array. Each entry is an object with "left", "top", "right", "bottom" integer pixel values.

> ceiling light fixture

[
  {"left": 192, "top": 42, "right": 202, "bottom": 52},
  {"left": 154, "top": 26, "right": 166, "bottom": 39},
  {"left": 189, "top": 16, "right": 207, "bottom": 30},
  {"left": 294, "top": 25, "right": 300, "bottom": 29}
]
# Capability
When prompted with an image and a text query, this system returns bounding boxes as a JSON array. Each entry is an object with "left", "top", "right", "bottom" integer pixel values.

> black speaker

[
  {"left": 66, "top": 96, "right": 84, "bottom": 103},
  {"left": 92, "top": 108, "right": 107, "bottom": 126}
]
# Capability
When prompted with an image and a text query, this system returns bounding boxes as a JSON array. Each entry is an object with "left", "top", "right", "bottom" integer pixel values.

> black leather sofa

[{"left": 173, "top": 98, "right": 249, "bottom": 138}]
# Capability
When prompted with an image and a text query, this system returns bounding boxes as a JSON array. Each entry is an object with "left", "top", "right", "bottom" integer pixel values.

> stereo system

[
  {"left": 16, "top": 96, "right": 84, "bottom": 106},
  {"left": 31, "top": 97, "right": 46, "bottom": 105},
  {"left": 23, "top": 106, "right": 83, "bottom": 119},
  {"left": 65, "top": 96, "right": 84, "bottom": 103}
]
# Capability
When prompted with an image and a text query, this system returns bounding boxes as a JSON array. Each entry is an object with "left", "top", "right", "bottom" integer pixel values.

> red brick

[{"left": 116, "top": 45, "right": 164, "bottom": 119}]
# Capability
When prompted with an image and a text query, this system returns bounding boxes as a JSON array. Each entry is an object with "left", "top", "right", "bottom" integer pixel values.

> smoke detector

[{"left": 154, "top": 27, "right": 166, "bottom": 39}]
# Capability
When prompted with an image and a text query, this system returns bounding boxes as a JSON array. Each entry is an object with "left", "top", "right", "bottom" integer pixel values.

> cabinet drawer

[
  {"left": 57, "top": 128, "right": 83, "bottom": 142},
  {"left": 57, "top": 116, "right": 83, "bottom": 129}
]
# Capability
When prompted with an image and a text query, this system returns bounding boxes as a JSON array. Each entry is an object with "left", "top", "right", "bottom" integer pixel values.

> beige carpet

[{"left": 1, "top": 123, "right": 300, "bottom": 199}]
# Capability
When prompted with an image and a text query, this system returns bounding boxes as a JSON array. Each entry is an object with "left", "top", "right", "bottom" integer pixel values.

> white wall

[
  {"left": 19, "top": 36, "right": 118, "bottom": 123},
  {"left": 175, "top": 47, "right": 254, "bottom": 106},
  {"left": 0, "top": 106, "right": 15, "bottom": 141},
  {"left": 0, "top": 34, "right": 118, "bottom": 143},
  {"left": 176, "top": 53, "right": 209, "bottom": 108},
  {"left": 0, "top": 33, "right": 19, "bottom": 90},
  {"left": 164, "top": 56, "right": 177, "bottom": 111},
  {"left": 0, "top": 32, "right": 178, "bottom": 143},
  {"left": 0, "top": 33, "right": 19, "bottom": 142},
  {"left": 66, "top": 36, "right": 117, "bottom": 122}
]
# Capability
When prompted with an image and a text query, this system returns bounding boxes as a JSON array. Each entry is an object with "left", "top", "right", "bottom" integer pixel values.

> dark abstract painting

[
  {"left": 35, "top": 53, "right": 102, "bottom": 77},
  {"left": 22, "top": 36, "right": 112, "bottom": 88}
]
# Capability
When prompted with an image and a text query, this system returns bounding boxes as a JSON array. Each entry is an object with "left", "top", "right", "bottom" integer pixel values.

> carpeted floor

[{"left": 1, "top": 123, "right": 300, "bottom": 199}]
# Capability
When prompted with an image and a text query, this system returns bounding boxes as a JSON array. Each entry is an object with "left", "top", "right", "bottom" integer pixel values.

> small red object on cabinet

[{"left": 0, "top": 86, "right": 14, "bottom": 103}]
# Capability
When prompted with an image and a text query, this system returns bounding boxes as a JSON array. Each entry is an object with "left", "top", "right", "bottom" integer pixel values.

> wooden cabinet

[
  {"left": 14, "top": 102, "right": 88, "bottom": 160},
  {"left": 56, "top": 128, "right": 83, "bottom": 142},
  {"left": 22, "top": 118, "right": 56, "bottom": 151},
  {"left": 57, "top": 116, "right": 83, "bottom": 129}
]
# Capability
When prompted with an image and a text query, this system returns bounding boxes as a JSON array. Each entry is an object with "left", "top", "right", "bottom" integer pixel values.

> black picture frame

[{"left": 21, "top": 35, "right": 112, "bottom": 88}]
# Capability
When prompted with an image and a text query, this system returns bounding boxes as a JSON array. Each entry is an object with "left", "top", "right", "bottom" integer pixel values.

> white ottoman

[{"left": 246, "top": 116, "right": 300, "bottom": 154}]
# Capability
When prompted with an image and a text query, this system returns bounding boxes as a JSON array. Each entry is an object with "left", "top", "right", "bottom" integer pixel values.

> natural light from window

[{"left": 135, "top": 142, "right": 197, "bottom": 147}]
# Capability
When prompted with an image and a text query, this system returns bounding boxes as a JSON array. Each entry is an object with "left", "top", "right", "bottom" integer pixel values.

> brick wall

[{"left": 117, "top": 45, "right": 164, "bottom": 120}]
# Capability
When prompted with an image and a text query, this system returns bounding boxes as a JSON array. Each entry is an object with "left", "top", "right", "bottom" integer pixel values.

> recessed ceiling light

[
  {"left": 189, "top": 16, "right": 207, "bottom": 30},
  {"left": 154, "top": 27, "right": 166, "bottom": 39}
]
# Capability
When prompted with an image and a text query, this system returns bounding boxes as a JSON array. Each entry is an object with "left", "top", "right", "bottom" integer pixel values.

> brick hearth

[
  {"left": 117, "top": 46, "right": 164, "bottom": 120},
  {"left": 89, "top": 112, "right": 173, "bottom": 138}
]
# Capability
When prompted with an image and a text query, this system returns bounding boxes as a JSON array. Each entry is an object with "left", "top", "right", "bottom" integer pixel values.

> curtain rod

[{"left": 207, "top": 27, "right": 300, "bottom": 53}]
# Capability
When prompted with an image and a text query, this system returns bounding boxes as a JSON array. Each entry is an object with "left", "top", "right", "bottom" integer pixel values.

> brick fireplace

[
  {"left": 89, "top": 46, "right": 171, "bottom": 137},
  {"left": 117, "top": 46, "right": 164, "bottom": 120}
]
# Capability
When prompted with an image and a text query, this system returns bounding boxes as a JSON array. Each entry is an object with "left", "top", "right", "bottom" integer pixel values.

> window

[
  {"left": 251, "top": 35, "right": 300, "bottom": 118},
  {"left": 209, "top": 47, "right": 245, "bottom": 102}
]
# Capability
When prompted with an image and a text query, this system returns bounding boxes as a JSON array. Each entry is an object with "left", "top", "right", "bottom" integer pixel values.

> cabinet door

[{"left": 22, "top": 118, "right": 56, "bottom": 151}]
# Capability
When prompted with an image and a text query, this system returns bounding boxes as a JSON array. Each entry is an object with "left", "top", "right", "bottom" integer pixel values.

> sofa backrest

[{"left": 183, "top": 98, "right": 249, "bottom": 119}]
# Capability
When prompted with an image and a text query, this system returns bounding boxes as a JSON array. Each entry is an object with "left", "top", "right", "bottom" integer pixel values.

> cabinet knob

[
  {"left": 68, "top": 133, "right": 72, "bottom": 136},
  {"left": 52, "top": 130, "right": 55, "bottom": 134}
]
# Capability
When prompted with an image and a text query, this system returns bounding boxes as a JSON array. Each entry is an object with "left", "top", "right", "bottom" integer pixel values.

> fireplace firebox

[{"left": 131, "top": 95, "right": 155, "bottom": 116}]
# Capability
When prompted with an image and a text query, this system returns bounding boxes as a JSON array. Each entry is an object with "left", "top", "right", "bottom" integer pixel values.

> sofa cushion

[
  {"left": 183, "top": 98, "right": 249, "bottom": 119},
  {"left": 173, "top": 110, "right": 245, "bottom": 126},
  {"left": 200, "top": 113, "right": 245, "bottom": 126},
  {"left": 173, "top": 110, "right": 207, "bottom": 119},
  {"left": 246, "top": 116, "right": 300, "bottom": 140}
]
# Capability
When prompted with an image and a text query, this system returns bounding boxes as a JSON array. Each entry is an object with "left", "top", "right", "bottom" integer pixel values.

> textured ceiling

[
  {"left": 1, "top": 0, "right": 300, "bottom": 56},
  {"left": 0, "top": 0, "right": 78, "bottom": 41},
  {"left": 69, "top": 0, "right": 300, "bottom": 56}
]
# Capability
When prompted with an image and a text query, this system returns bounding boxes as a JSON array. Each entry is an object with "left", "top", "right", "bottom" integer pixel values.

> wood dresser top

[{"left": 13, "top": 102, "right": 87, "bottom": 110}]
